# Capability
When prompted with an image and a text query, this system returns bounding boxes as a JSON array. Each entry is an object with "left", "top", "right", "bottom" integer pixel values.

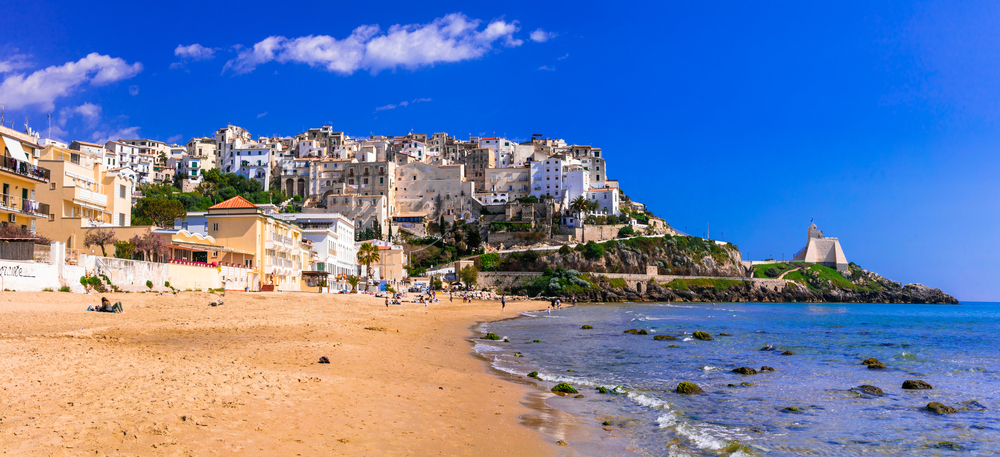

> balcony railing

[
  {"left": 0, "top": 194, "right": 50, "bottom": 217},
  {"left": 0, "top": 156, "right": 50, "bottom": 182}
]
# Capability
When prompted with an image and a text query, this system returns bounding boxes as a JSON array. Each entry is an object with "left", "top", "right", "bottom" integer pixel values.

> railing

[
  {"left": 0, "top": 194, "right": 50, "bottom": 217},
  {"left": 0, "top": 156, "right": 50, "bottom": 182},
  {"left": 168, "top": 258, "right": 217, "bottom": 268},
  {"left": 270, "top": 234, "right": 292, "bottom": 245},
  {"left": 74, "top": 188, "right": 108, "bottom": 206}
]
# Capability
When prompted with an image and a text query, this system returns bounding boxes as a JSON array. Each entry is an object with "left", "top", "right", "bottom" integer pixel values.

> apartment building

[
  {"left": 465, "top": 148, "right": 495, "bottom": 192},
  {"left": 0, "top": 126, "right": 51, "bottom": 233},
  {"left": 36, "top": 144, "right": 133, "bottom": 249},
  {"left": 395, "top": 163, "right": 475, "bottom": 222},
  {"left": 484, "top": 167, "right": 530, "bottom": 201},
  {"left": 278, "top": 212, "right": 358, "bottom": 291}
]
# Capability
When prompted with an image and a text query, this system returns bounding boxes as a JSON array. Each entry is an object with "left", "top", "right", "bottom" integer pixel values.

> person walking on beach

[
  {"left": 450, "top": 292, "right": 453, "bottom": 303},
  {"left": 501, "top": 294, "right": 506, "bottom": 312},
  {"left": 385, "top": 297, "right": 389, "bottom": 308}
]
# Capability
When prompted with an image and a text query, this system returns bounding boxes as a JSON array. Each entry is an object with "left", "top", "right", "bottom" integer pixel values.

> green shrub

[
  {"left": 765, "top": 267, "right": 780, "bottom": 278},
  {"left": 582, "top": 242, "right": 604, "bottom": 261},
  {"left": 58, "top": 285, "right": 71, "bottom": 292},
  {"left": 609, "top": 278, "right": 627, "bottom": 289},
  {"left": 164, "top": 281, "right": 171, "bottom": 288},
  {"left": 42, "top": 288, "right": 54, "bottom": 292},
  {"left": 558, "top": 245, "right": 572, "bottom": 255},
  {"left": 145, "top": 280, "right": 153, "bottom": 289},
  {"left": 551, "top": 383, "right": 578, "bottom": 394},
  {"left": 617, "top": 226, "right": 635, "bottom": 238}
]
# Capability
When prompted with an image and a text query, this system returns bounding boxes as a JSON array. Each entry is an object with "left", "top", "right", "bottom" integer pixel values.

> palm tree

[
  {"left": 357, "top": 242, "right": 380, "bottom": 281},
  {"left": 346, "top": 275, "right": 360, "bottom": 293},
  {"left": 570, "top": 195, "right": 591, "bottom": 242}
]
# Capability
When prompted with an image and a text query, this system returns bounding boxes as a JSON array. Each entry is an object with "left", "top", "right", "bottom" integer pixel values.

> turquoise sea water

[{"left": 475, "top": 302, "right": 1000, "bottom": 456}]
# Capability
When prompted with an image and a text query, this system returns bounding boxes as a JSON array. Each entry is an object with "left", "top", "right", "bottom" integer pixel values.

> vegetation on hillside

[
  {"left": 132, "top": 170, "right": 290, "bottom": 226},
  {"left": 403, "top": 221, "right": 483, "bottom": 276},
  {"left": 510, "top": 268, "right": 598, "bottom": 297}
]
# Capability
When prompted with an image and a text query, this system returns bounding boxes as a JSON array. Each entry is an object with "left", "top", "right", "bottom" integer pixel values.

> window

[
  {"left": 119, "top": 185, "right": 126, "bottom": 198},
  {"left": 49, "top": 182, "right": 56, "bottom": 190},
  {"left": 212, "top": 223, "right": 219, "bottom": 231}
]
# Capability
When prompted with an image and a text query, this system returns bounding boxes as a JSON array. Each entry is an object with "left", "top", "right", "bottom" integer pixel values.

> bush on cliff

[
  {"left": 511, "top": 268, "right": 597, "bottom": 296},
  {"left": 765, "top": 268, "right": 780, "bottom": 278},
  {"left": 582, "top": 242, "right": 605, "bottom": 261}
]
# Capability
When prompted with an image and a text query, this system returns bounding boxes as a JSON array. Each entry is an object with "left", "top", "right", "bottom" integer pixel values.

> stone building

[{"left": 792, "top": 223, "right": 849, "bottom": 271}]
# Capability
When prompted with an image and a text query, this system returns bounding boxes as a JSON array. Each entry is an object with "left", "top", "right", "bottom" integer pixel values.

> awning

[{"left": 1, "top": 135, "right": 30, "bottom": 162}]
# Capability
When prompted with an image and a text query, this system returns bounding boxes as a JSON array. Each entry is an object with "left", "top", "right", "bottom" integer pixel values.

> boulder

[
  {"left": 861, "top": 357, "right": 881, "bottom": 366},
  {"left": 481, "top": 332, "right": 501, "bottom": 340},
  {"left": 926, "top": 402, "right": 957, "bottom": 414},
  {"left": 855, "top": 385, "right": 884, "bottom": 396},
  {"left": 318, "top": 356, "right": 330, "bottom": 364},
  {"left": 867, "top": 361, "right": 886, "bottom": 369},
  {"left": 759, "top": 345, "right": 775, "bottom": 351},
  {"left": 675, "top": 382, "right": 703, "bottom": 394},
  {"left": 781, "top": 350, "right": 794, "bottom": 355},
  {"left": 623, "top": 329, "right": 640, "bottom": 335},
  {"left": 902, "top": 380, "right": 933, "bottom": 390},
  {"left": 732, "top": 366, "right": 757, "bottom": 375},
  {"left": 719, "top": 332, "right": 733, "bottom": 336},
  {"left": 760, "top": 366, "right": 775, "bottom": 372},
  {"left": 551, "top": 383, "right": 578, "bottom": 395},
  {"left": 693, "top": 331, "right": 714, "bottom": 341},
  {"left": 653, "top": 334, "right": 678, "bottom": 341},
  {"left": 527, "top": 371, "right": 539, "bottom": 378},
  {"left": 637, "top": 329, "right": 649, "bottom": 335},
  {"left": 581, "top": 325, "right": 594, "bottom": 330}
]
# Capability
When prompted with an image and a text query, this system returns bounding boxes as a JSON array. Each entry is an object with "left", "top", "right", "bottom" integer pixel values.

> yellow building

[
  {"left": 35, "top": 145, "right": 134, "bottom": 249},
  {"left": 204, "top": 196, "right": 305, "bottom": 291},
  {"left": 0, "top": 127, "right": 51, "bottom": 232}
]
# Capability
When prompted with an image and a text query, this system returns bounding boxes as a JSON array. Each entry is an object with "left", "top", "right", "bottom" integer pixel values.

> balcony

[
  {"left": 73, "top": 187, "right": 108, "bottom": 207},
  {"left": 0, "top": 194, "right": 50, "bottom": 218},
  {"left": 0, "top": 156, "right": 50, "bottom": 183}
]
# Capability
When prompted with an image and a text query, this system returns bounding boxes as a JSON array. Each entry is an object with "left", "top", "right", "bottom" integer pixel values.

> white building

[{"left": 277, "top": 212, "right": 358, "bottom": 291}]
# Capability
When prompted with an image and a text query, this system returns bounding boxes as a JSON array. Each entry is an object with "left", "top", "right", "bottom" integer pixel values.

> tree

[
  {"left": 83, "top": 226, "right": 117, "bottom": 256},
  {"left": 570, "top": 195, "right": 591, "bottom": 242},
  {"left": 387, "top": 223, "right": 393, "bottom": 243},
  {"left": 439, "top": 215, "right": 448, "bottom": 236},
  {"left": 618, "top": 226, "right": 635, "bottom": 238},
  {"left": 113, "top": 240, "right": 135, "bottom": 259},
  {"left": 133, "top": 197, "right": 186, "bottom": 228},
  {"left": 346, "top": 275, "right": 360, "bottom": 292},
  {"left": 459, "top": 265, "right": 479, "bottom": 290},
  {"left": 356, "top": 242, "right": 380, "bottom": 280},
  {"left": 131, "top": 230, "right": 168, "bottom": 262}
]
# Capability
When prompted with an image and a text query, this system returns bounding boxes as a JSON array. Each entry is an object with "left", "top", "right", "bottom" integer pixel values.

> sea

[{"left": 474, "top": 302, "right": 1000, "bottom": 456}]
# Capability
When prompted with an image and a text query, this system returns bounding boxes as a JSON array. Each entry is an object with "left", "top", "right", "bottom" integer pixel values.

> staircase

[{"left": 259, "top": 285, "right": 275, "bottom": 292}]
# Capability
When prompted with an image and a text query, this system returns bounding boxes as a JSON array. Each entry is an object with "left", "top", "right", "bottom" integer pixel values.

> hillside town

[{"left": 0, "top": 121, "right": 669, "bottom": 293}]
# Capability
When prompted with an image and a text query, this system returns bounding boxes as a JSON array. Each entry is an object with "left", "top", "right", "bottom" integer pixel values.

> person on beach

[
  {"left": 450, "top": 293, "right": 453, "bottom": 303},
  {"left": 501, "top": 294, "right": 506, "bottom": 312},
  {"left": 385, "top": 297, "right": 389, "bottom": 308}
]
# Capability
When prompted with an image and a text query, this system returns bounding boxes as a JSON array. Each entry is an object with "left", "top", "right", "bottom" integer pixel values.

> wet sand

[{"left": 0, "top": 291, "right": 569, "bottom": 456}]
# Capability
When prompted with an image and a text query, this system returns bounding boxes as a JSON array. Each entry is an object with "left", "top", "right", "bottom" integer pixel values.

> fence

[{"left": 0, "top": 240, "right": 36, "bottom": 261}]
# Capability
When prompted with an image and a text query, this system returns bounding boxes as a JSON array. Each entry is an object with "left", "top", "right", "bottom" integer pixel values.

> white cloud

[
  {"left": 0, "top": 54, "right": 31, "bottom": 73},
  {"left": 530, "top": 29, "right": 557, "bottom": 43},
  {"left": 91, "top": 125, "right": 141, "bottom": 144},
  {"left": 375, "top": 97, "right": 432, "bottom": 111},
  {"left": 0, "top": 53, "right": 142, "bottom": 111},
  {"left": 128, "top": 85, "right": 139, "bottom": 96},
  {"left": 538, "top": 65, "right": 555, "bottom": 71},
  {"left": 557, "top": 53, "right": 569, "bottom": 60},
  {"left": 174, "top": 44, "right": 217, "bottom": 61},
  {"left": 226, "top": 13, "right": 522, "bottom": 75},
  {"left": 166, "top": 134, "right": 184, "bottom": 144},
  {"left": 58, "top": 103, "right": 103, "bottom": 128},
  {"left": 257, "top": 111, "right": 268, "bottom": 118}
]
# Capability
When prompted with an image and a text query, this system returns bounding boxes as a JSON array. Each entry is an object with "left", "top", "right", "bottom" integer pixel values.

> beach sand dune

[{"left": 0, "top": 291, "right": 563, "bottom": 456}]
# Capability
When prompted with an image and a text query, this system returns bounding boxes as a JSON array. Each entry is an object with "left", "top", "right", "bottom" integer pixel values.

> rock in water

[
  {"left": 623, "top": 329, "right": 640, "bottom": 335},
  {"left": 719, "top": 332, "right": 733, "bottom": 336},
  {"left": 675, "top": 382, "right": 703, "bottom": 394},
  {"left": 856, "top": 385, "right": 884, "bottom": 395},
  {"left": 760, "top": 345, "right": 775, "bottom": 351},
  {"left": 693, "top": 331, "right": 714, "bottom": 341},
  {"left": 926, "top": 402, "right": 957, "bottom": 414},
  {"left": 637, "top": 329, "right": 649, "bottom": 335},
  {"left": 861, "top": 357, "right": 881, "bottom": 366},
  {"left": 902, "top": 380, "right": 933, "bottom": 390},
  {"left": 760, "top": 366, "right": 775, "bottom": 372},
  {"left": 781, "top": 350, "right": 794, "bottom": 355},
  {"left": 581, "top": 325, "right": 594, "bottom": 330},
  {"left": 867, "top": 361, "right": 886, "bottom": 369},
  {"left": 556, "top": 440, "right": 568, "bottom": 446},
  {"left": 318, "top": 356, "right": 330, "bottom": 364},
  {"left": 653, "top": 335, "right": 678, "bottom": 341},
  {"left": 551, "top": 383, "right": 578, "bottom": 395},
  {"left": 732, "top": 366, "right": 757, "bottom": 375}
]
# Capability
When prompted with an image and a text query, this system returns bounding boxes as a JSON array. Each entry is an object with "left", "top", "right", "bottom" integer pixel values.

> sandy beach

[{"left": 0, "top": 291, "right": 578, "bottom": 456}]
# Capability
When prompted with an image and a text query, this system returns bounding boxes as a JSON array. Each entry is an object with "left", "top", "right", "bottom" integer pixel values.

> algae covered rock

[
  {"left": 528, "top": 371, "right": 539, "bottom": 379},
  {"left": 760, "top": 366, "right": 775, "bottom": 372},
  {"left": 653, "top": 335, "right": 678, "bottom": 341},
  {"left": 719, "top": 332, "right": 733, "bottom": 336},
  {"left": 581, "top": 325, "right": 594, "bottom": 330},
  {"left": 556, "top": 440, "right": 568, "bottom": 446},
  {"left": 551, "top": 383, "right": 578, "bottom": 395},
  {"left": 597, "top": 386, "right": 608, "bottom": 394},
  {"left": 722, "top": 441, "right": 754, "bottom": 454},
  {"left": 481, "top": 332, "right": 501, "bottom": 340},
  {"left": 732, "top": 366, "right": 757, "bottom": 375},
  {"left": 903, "top": 380, "right": 933, "bottom": 390},
  {"left": 926, "top": 402, "right": 957, "bottom": 414},
  {"left": 861, "top": 357, "right": 881, "bottom": 366},
  {"left": 782, "top": 406, "right": 801, "bottom": 412},
  {"left": 675, "top": 382, "right": 704, "bottom": 394},
  {"left": 637, "top": 329, "right": 649, "bottom": 335},
  {"left": 855, "top": 385, "right": 884, "bottom": 396},
  {"left": 693, "top": 331, "right": 714, "bottom": 341},
  {"left": 781, "top": 350, "right": 794, "bottom": 355},
  {"left": 623, "top": 329, "right": 640, "bottom": 335}
]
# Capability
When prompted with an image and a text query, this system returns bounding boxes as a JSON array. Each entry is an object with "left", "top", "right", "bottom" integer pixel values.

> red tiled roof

[{"left": 209, "top": 196, "right": 257, "bottom": 209}]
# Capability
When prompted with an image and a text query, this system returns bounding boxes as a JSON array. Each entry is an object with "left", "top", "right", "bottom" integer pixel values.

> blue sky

[{"left": 2, "top": 1, "right": 998, "bottom": 301}]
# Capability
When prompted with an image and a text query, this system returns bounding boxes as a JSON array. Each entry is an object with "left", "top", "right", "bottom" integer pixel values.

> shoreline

[{"left": 0, "top": 291, "right": 564, "bottom": 456}]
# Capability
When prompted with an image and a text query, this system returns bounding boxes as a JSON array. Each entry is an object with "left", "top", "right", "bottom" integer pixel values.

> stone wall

[{"left": 479, "top": 271, "right": 788, "bottom": 295}]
